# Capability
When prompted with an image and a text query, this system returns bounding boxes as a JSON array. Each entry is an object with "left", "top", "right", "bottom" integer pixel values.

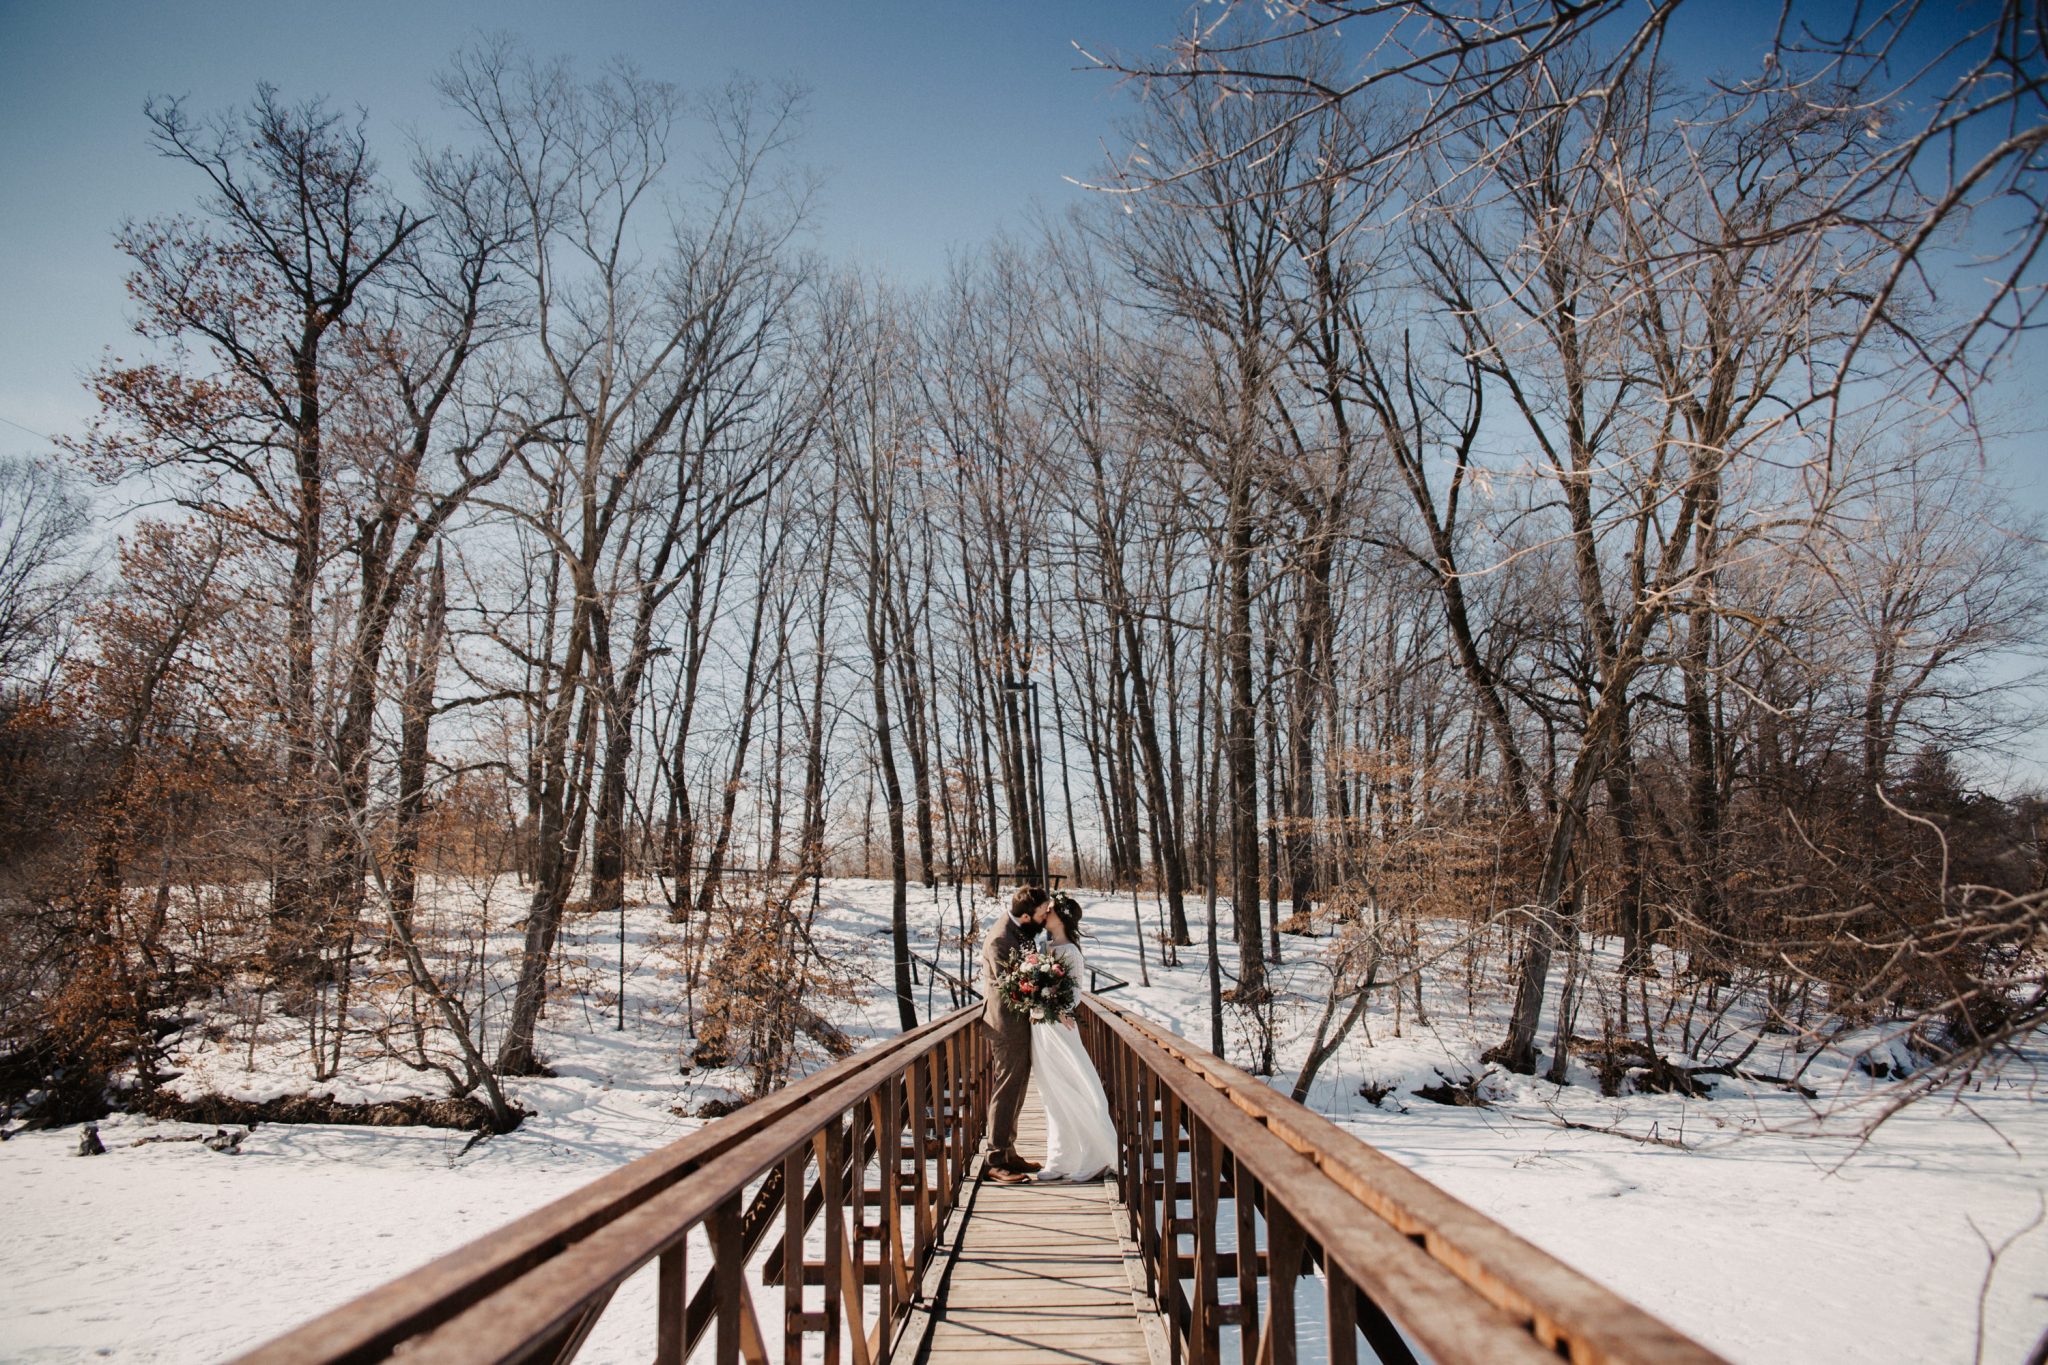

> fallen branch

[
  {"left": 140, "top": 1091, "right": 505, "bottom": 1131},
  {"left": 1689, "top": 1063, "right": 1819, "bottom": 1099},
  {"left": 127, "top": 1126, "right": 247, "bottom": 1152},
  {"left": 797, "top": 1004, "right": 855, "bottom": 1059},
  {"left": 1516, "top": 1105, "right": 1691, "bottom": 1150}
]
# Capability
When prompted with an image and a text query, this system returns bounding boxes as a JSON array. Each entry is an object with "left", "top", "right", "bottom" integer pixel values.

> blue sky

[
  {"left": 0, "top": 0, "right": 1172, "bottom": 445},
  {"left": 5, "top": 0, "right": 2037, "bottom": 451},
  {"left": 1, "top": 1, "right": 2041, "bottom": 785}
]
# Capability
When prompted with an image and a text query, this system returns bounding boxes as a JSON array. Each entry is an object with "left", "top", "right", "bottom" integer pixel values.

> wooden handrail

[
  {"left": 232, "top": 992, "right": 1725, "bottom": 1365},
  {"left": 1081, "top": 995, "right": 1728, "bottom": 1365},
  {"left": 232, "top": 1005, "right": 987, "bottom": 1365}
]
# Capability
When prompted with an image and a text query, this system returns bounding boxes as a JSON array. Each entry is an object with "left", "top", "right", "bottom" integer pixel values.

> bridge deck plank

[{"left": 923, "top": 1086, "right": 1154, "bottom": 1365}]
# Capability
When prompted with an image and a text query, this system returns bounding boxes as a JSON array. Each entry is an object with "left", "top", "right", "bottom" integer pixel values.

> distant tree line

[{"left": 1, "top": 5, "right": 2042, "bottom": 1125}]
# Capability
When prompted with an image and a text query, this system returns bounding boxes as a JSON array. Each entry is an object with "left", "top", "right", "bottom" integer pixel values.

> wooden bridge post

[
  {"left": 1260, "top": 1201, "right": 1304, "bottom": 1365},
  {"left": 1162, "top": 1087, "right": 1185, "bottom": 1365},
  {"left": 910, "top": 1055, "right": 934, "bottom": 1261},
  {"left": 707, "top": 1194, "right": 746, "bottom": 1365},
  {"left": 1085, "top": 996, "right": 1729, "bottom": 1365},
  {"left": 658, "top": 1238, "right": 689, "bottom": 1365},
  {"left": 859, "top": 1091, "right": 889, "bottom": 1362},
  {"left": 1190, "top": 1117, "right": 1224, "bottom": 1363},
  {"left": 1326, "top": 1267, "right": 1358, "bottom": 1365},
  {"left": 224, "top": 999, "right": 1725, "bottom": 1365},
  {"left": 779, "top": 1147, "right": 805, "bottom": 1365},
  {"left": 815, "top": 1123, "right": 850, "bottom": 1365},
  {"left": 1138, "top": 1064, "right": 1171, "bottom": 1309},
  {"left": 1232, "top": 1154, "right": 1261, "bottom": 1362}
]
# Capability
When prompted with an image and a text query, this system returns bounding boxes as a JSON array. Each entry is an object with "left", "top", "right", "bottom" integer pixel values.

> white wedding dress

[{"left": 1031, "top": 942, "right": 1118, "bottom": 1182}]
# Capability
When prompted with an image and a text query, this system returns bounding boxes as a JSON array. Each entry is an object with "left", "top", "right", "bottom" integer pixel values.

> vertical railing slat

[
  {"left": 910, "top": 1055, "right": 933, "bottom": 1266},
  {"left": 1138, "top": 1062, "right": 1160, "bottom": 1307},
  {"left": 1162, "top": 1087, "right": 1185, "bottom": 1365},
  {"left": 816, "top": 1125, "right": 843, "bottom": 1365},
  {"left": 1190, "top": 1117, "right": 1222, "bottom": 1365},
  {"left": 1327, "top": 1266, "right": 1358, "bottom": 1365},
  {"left": 1262, "top": 1200, "right": 1302, "bottom": 1365},
  {"left": 781, "top": 1147, "right": 805, "bottom": 1365},
  {"left": 657, "top": 1240, "right": 688, "bottom": 1365},
  {"left": 1234, "top": 1157, "right": 1261, "bottom": 1363},
  {"left": 711, "top": 1194, "right": 744, "bottom": 1365}
]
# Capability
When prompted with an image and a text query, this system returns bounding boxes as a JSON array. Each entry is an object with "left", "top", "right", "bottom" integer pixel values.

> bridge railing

[
  {"left": 233, "top": 1005, "right": 987, "bottom": 1365},
  {"left": 908, "top": 947, "right": 1129, "bottom": 1014},
  {"left": 1081, "top": 996, "right": 1728, "bottom": 1365}
]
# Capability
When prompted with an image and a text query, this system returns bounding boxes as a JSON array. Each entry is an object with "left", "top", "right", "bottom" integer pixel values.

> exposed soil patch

[
  {"left": 139, "top": 1090, "right": 520, "bottom": 1132},
  {"left": 1357, "top": 1079, "right": 1396, "bottom": 1106},
  {"left": 1575, "top": 1037, "right": 1714, "bottom": 1098},
  {"left": 1414, "top": 1070, "right": 1490, "bottom": 1107}
]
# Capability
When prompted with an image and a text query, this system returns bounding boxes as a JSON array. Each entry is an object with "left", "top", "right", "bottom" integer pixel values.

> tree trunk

[
  {"left": 886, "top": 539, "right": 939, "bottom": 888},
  {"left": 496, "top": 578, "right": 599, "bottom": 1076},
  {"left": 1492, "top": 679, "right": 1633, "bottom": 1073},
  {"left": 269, "top": 345, "right": 330, "bottom": 984},
  {"left": 390, "top": 551, "right": 448, "bottom": 937},
  {"left": 664, "top": 570, "right": 715, "bottom": 920},
  {"left": 1287, "top": 534, "right": 1336, "bottom": 922},
  {"left": 1224, "top": 448, "right": 1267, "bottom": 1002},
  {"left": 696, "top": 544, "right": 778, "bottom": 918},
  {"left": 866, "top": 603, "right": 917, "bottom": 1030}
]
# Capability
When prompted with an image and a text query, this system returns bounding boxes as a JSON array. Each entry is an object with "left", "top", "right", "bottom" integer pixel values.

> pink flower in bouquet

[{"left": 1020, "top": 982, "right": 1036, "bottom": 993}]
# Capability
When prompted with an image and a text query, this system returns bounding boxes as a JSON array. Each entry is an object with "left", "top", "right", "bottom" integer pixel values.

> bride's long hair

[{"left": 1048, "top": 894, "right": 1083, "bottom": 942}]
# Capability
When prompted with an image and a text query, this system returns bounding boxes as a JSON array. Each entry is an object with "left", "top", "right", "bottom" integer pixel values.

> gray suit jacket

[{"left": 980, "top": 915, "right": 1040, "bottom": 1033}]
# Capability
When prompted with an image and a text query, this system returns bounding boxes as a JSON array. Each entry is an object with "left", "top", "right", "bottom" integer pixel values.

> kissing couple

[{"left": 979, "top": 885, "right": 1117, "bottom": 1184}]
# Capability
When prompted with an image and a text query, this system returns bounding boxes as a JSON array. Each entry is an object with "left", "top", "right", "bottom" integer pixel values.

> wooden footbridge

[{"left": 233, "top": 998, "right": 1725, "bottom": 1365}]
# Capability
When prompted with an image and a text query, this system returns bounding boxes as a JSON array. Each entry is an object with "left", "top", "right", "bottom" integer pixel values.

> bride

[{"left": 1031, "top": 895, "right": 1118, "bottom": 1182}]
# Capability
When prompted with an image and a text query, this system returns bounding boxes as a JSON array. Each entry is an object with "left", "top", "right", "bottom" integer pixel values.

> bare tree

[
  {"left": 825, "top": 279, "right": 920, "bottom": 1028},
  {"left": 1086, "top": 1, "right": 2047, "bottom": 389},
  {"left": 82, "top": 86, "right": 427, "bottom": 981},
  {"left": 0, "top": 458, "right": 92, "bottom": 688},
  {"left": 440, "top": 42, "right": 806, "bottom": 1072}
]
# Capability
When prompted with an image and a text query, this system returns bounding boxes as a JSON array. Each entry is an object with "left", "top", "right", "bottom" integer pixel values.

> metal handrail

[
  {"left": 233, "top": 1005, "right": 988, "bottom": 1365},
  {"left": 907, "top": 949, "right": 1129, "bottom": 1016},
  {"left": 1086, "top": 965, "right": 1131, "bottom": 995},
  {"left": 906, "top": 951, "right": 980, "bottom": 1012},
  {"left": 1079, "top": 995, "right": 1728, "bottom": 1365}
]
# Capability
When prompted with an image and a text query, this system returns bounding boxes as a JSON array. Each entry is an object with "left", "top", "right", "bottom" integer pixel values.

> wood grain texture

[
  {"left": 925, "top": 1087, "right": 1157, "bottom": 1365},
  {"left": 1087, "top": 998, "right": 1730, "bottom": 1365}
]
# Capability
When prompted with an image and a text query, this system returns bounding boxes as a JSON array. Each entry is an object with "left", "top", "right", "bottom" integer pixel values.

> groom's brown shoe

[
  {"left": 986, "top": 1148, "right": 1041, "bottom": 1174},
  {"left": 989, "top": 1166, "right": 1031, "bottom": 1183}
]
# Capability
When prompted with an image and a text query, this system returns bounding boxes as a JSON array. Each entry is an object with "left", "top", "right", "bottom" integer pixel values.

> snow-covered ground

[{"left": 3, "top": 878, "right": 2044, "bottom": 1364}]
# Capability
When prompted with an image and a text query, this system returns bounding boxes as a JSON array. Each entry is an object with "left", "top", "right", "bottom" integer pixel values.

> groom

[{"left": 981, "top": 884, "right": 1050, "bottom": 1184}]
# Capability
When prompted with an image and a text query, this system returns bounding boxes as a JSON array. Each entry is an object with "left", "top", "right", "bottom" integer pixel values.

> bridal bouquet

[{"left": 996, "top": 950, "right": 1078, "bottom": 1024}]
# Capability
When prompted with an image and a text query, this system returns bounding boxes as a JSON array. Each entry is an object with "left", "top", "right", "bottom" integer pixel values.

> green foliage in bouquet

[{"left": 996, "top": 949, "right": 1078, "bottom": 1024}]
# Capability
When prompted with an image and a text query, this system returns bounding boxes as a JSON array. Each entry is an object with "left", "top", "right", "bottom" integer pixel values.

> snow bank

[{"left": 3, "top": 878, "right": 2044, "bottom": 1364}]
